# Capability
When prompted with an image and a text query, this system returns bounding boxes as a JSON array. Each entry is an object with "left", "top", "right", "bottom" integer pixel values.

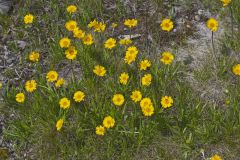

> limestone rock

[{"left": 0, "top": 0, "right": 13, "bottom": 14}]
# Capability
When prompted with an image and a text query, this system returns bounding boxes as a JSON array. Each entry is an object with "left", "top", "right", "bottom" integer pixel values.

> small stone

[
  {"left": 194, "top": 15, "right": 200, "bottom": 21},
  {"left": 17, "top": 41, "right": 27, "bottom": 50},
  {"left": 198, "top": 9, "right": 204, "bottom": 15},
  {"left": 0, "top": 0, "right": 13, "bottom": 14},
  {"left": 118, "top": 34, "right": 141, "bottom": 40}
]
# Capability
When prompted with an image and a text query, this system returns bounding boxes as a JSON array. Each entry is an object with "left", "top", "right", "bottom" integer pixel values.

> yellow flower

[
  {"left": 73, "top": 91, "right": 85, "bottom": 103},
  {"left": 24, "top": 14, "right": 34, "bottom": 24},
  {"left": 46, "top": 71, "right": 58, "bottom": 82},
  {"left": 207, "top": 18, "right": 219, "bottom": 32},
  {"left": 103, "top": 116, "right": 115, "bottom": 129},
  {"left": 160, "top": 51, "right": 174, "bottom": 65},
  {"left": 232, "top": 64, "right": 240, "bottom": 76},
  {"left": 220, "top": 0, "right": 231, "bottom": 6},
  {"left": 140, "top": 98, "right": 153, "bottom": 109},
  {"left": 124, "top": 52, "right": 137, "bottom": 65},
  {"left": 139, "top": 59, "right": 151, "bottom": 70},
  {"left": 55, "top": 78, "right": 65, "bottom": 88},
  {"left": 160, "top": 19, "right": 174, "bottom": 32},
  {"left": 67, "top": 5, "right": 77, "bottom": 13},
  {"left": 141, "top": 105, "right": 154, "bottom": 116},
  {"left": 88, "top": 20, "right": 106, "bottom": 32},
  {"left": 25, "top": 80, "right": 37, "bottom": 92},
  {"left": 119, "top": 39, "right": 132, "bottom": 45},
  {"left": 0, "top": 82, "right": 2, "bottom": 89},
  {"left": 124, "top": 19, "right": 138, "bottom": 28},
  {"left": 82, "top": 34, "right": 94, "bottom": 45},
  {"left": 127, "top": 46, "right": 138, "bottom": 55},
  {"left": 88, "top": 19, "right": 98, "bottom": 28},
  {"left": 93, "top": 65, "right": 106, "bottom": 77},
  {"left": 141, "top": 74, "right": 152, "bottom": 86},
  {"left": 73, "top": 28, "right": 85, "bottom": 39},
  {"left": 112, "top": 94, "right": 125, "bottom": 106},
  {"left": 161, "top": 96, "right": 173, "bottom": 108},
  {"left": 225, "top": 99, "right": 230, "bottom": 105},
  {"left": 16, "top": 93, "right": 25, "bottom": 103},
  {"left": 65, "top": 46, "right": 78, "bottom": 60},
  {"left": 124, "top": 46, "right": 138, "bottom": 64},
  {"left": 111, "top": 23, "right": 118, "bottom": 28},
  {"left": 96, "top": 125, "right": 105, "bottom": 136},
  {"left": 65, "top": 20, "right": 78, "bottom": 32},
  {"left": 93, "top": 22, "right": 106, "bottom": 32},
  {"left": 59, "top": 38, "right": 71, "bottom": 48},
  {"left": 59, "top": 97, "right": 70, "bottom": 109},
  {"left": 130, "top": 90, "right": 142, "bottom": 103},
  {"left": 29, "top": 51, "right": 40, "bottom": 62},
  {"left": 104, "top": 38, "right": 116, "bottom": 49},
  {"left": 119, "top": 72, "right": 129, "bottom": 85},
  {"left": 56, "top": 119, "right": 64, "bottom": 131},
  {"left": 211, "top": 154, "right": 222, "bottom": 160}
]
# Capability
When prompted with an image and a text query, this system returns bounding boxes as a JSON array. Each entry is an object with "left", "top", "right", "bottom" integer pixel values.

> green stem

[
  {"left": 230, "top": 5, "right": 234, "bottom": 38},
  {"left": 211, "top": 32, "right": 216, "bottom": 58},
  {"left": 71, "top": 60, "right": 75, "bottom": 82}
]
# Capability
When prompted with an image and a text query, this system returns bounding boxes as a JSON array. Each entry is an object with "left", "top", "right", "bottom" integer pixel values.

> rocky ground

[
  {"left": 0, "top": 103, "right": 18, "bottom": 160},
  {"left": 0, "top": 0, "right": 232, "bottom": 159}
]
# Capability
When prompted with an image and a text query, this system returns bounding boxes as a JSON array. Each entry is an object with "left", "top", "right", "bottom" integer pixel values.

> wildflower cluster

[
  {"left": 12, "top": 3, "right": 238, "bottom": 157},
  {"left": 18, "top": 3, "right": 181, "bottom": 137}
]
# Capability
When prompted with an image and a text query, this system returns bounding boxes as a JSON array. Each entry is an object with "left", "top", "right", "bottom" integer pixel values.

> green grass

[{"left": 1, "top": 0, "right": 240, "bottom": 159}]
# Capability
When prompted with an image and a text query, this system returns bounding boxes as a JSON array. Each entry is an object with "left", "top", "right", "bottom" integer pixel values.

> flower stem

[
  {"left": 230, "top": 5, "right": 234, "bottom": 38},
  {"left": 70, "top": 60, "right": 75, "bottom": 83},
  {"left": 211, "top": 31, "right": 216, "bottom": 58}
]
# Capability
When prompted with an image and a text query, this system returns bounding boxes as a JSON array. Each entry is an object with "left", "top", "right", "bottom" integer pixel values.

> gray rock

[
  {"left": 0, "top": 0, "right": 13, "bottom": 14},
  {"left": 194, "top": 15, "right": 201, "bottom": 21}
]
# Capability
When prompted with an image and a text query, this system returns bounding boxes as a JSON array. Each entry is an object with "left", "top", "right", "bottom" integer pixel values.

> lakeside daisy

[
  {"left": 160, "top": 19, "right": 174, "bottom": 32},
  {"left": 119, "top": 72, "right": 129, "bottom": 85},
  {"left": 29, "top": 51, "right": 40, "bottom": 62},
  {"left": 73, "top": 91, "right": 85, "bottom": 103},
  {"left": 93, "top": 65, "right": 106, "bottom": 77},
  {"left": 55, "top": 78, "right": 65, "bottom": 88},
  {"left": 160, "top": 52, "right": 174, "bottom": 65},
  {"left": 82, "top": 34, "right": 94, "bottom": 45},
  {"left": 46, "top": 71, "right": 58, "bottom": 82},
  {"left": 24, "top": 14, "right": 34, "bottom": 24},
  {"left": 59, "top": 38, "right": 71, "bottom": 48},
  {"left": 220, "top": 0, "right": 231, "bottom": 6},
  {"left": 56, "top": 119, "right": 64, "bottom": 131},
  {"left": 67, "top": 5, "right": 77, "bottom": 13},
  {"left": 103, "top": 116, "right": 115, "bottom": 128},
  {"left": 25, "top": 80, "right": 37, "bottom": 92},
  {"left": 141, "top": 74, "right": 152, "bottom": 86},
  {"left": 16, "top": 93, "right": 25, "bottom": 103},
  {"left": 232, "top": 64, "right": 240, "bottom": 76},
  {"left": 124, "top": 19, "right": 138, "bottom": 28},
  {"left": 59, "top": 97, "right": 70, "bottom": 109},
  {"left": 104, "top": 38, "right": 116, "bottom": 49},
  {"left": 130, "top": 90, "right": 142, "bottom": 103},
  {"left": 141, "top": 104, "right": 154, "bottom": 116},
  {"left": 161, "top": 96, "right": 174, "bottom": 108},
  {"left": 65, "top": 46, "right": 78, "bottom": 60},
  {"left": 65, "top": 20, "right": 78, "bottom": 32},
  {"left": 207, "top": 18, "right": 219, "bottom": 32},
  {"left": 96, "top": 125, "right": 105, "bottom": 136},
  {"left": 210, "top": 154, "right": 222, "bottom": 160},
  {"left": 139, "top": 59, "right": 151, "bottom": 70},
  {"left": 112, "top": 94, "right": 125, "bottom": 106}
]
